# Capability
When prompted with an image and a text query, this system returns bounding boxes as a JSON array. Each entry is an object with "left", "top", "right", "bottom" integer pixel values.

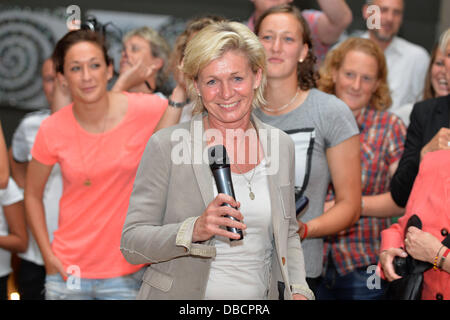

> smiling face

[
  {"left": 194, "top": 50, "right": 262, "bottom": 128},
  {"left": 257, "top": 12, "right": 308, "bottom": 83},
  {"left": 333, "top": 50, "right": 380, "bottom": 114},
  {"left": 431, "top": 49, "right": 449, "bottom": 97},
  {"left": 61, "top": 41, "right": 113, "bottom": 105}
]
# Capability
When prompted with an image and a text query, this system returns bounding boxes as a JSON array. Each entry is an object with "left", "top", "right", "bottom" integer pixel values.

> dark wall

[{"left": 2, "top": 0, "right": 441, "bottom": 50}]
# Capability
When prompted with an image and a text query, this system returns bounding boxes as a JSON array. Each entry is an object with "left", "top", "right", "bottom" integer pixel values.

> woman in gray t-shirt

[{"left": 254, "top": 4, "right": 361, "bottom": 288}]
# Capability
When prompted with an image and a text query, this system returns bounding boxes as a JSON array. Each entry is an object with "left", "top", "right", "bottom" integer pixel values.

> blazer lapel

[
  {"left": 252, "top": 115, "right": 282, "bottom": 246},
  {"left": 190, "top": 113, "right": 214, "bottom": 209},
  {"left": 432, "top": 95, "right": 450, "bottom": 128},
  {"left": 189, "top": 113, "right": 284, "bottom": 243}
]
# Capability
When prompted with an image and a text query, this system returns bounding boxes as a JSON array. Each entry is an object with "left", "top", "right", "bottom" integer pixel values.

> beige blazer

[{"left": 120, "top": 113, "right": 314, "bottom": 300}]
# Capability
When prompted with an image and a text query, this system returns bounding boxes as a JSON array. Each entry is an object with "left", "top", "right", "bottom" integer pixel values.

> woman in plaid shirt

[{"left": 316, "top": 38, "right": 407, "bottom": 299}]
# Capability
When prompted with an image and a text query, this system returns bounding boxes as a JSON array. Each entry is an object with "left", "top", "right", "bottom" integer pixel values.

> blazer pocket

[
  {"left": 142, "top": 266, "right": 174, "bottom": 293},
  {"left": 278, "top": 184, "right": 294, "bottom": 220}
]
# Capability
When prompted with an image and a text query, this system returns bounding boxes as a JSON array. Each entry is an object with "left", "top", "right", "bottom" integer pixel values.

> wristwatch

[{"left": 168, "top": 99, "right": 188, "bottom": 108}]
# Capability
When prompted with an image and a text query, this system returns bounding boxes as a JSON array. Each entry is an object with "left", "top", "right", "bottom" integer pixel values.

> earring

[{"left": 299, "top": 58, "right": 304, "bottom": 63}]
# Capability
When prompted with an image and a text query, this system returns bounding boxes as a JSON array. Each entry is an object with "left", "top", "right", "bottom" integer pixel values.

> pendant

[
  {"left": 84, "top": 179, "right": 91, "bottom": 187},
  {"left": 249, "top": 191, "right": 255, "bottom": 200}
]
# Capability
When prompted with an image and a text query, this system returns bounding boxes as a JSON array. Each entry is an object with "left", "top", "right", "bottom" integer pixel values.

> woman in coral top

[{"left": 25, "top": 29, "right": 167, "bottom": 300}]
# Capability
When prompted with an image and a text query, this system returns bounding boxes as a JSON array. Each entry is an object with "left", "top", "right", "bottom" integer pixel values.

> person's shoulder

[
  {"left": 21, "top": 109, "right": 51, "bottom": 122},
  {"left": 124, "top": 92, "right": 168, "bottom": 119},
  {"left": 372, "top": 109, "right": 406, "bottom": 129},
  {"left": 393, "top": 37, "right": 429, "bottom": 58},
  {"left": 125, "top": 92, "right": 167, "bottom": 107},
  {"left": 39, "top": 104, "right": 72, "bottom": 129},
  {"left": 253, "top": 115, "right": 292, "bottom": 145},
  {"left": 413, "top": 95, "right": 447, "bottom": 113},
  {"left": 151, "top": 119, "right": 191, "bottom": 145},
  {"left": 16, "top": 109, "right": 50, "bottom": 132},
  {"left": 309, "top": 89, "right": 349, "bottom": 112}
]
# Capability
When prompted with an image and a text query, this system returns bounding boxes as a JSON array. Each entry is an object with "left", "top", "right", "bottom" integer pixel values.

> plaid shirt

[{"left": 323, "top": 107, "right": 407, "bottom": 275}]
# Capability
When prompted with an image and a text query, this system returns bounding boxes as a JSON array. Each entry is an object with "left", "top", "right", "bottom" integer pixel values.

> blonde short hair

[
  {"left": 318, "top": 37, "right": 391, "bottom": 111},
  {"left": 123, "top": 27, "right": 171, "bottom": 93},
  {"left": 182, "top": 21, "right": 267, "bottom": 115}
]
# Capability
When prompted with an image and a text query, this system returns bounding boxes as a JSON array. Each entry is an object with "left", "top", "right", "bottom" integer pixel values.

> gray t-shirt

[{"left": 253, "top": 88, "right": 359, "bottom": 278}]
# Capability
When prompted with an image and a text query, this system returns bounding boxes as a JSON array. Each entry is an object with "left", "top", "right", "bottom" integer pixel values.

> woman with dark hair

[
  {"left": 25, "top": 29, "right": 167, "bottom": 300},
  {"left": 253, "top": 4, "right": 361, "bottom": 292}
]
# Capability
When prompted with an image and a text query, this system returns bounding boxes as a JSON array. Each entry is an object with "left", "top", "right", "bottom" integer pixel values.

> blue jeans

[
  {"left": 44, "top": 269, "right": 144, "bottom": 300},
  {"left": 316, "top": 260, "right": 386, "bottom": 300}
]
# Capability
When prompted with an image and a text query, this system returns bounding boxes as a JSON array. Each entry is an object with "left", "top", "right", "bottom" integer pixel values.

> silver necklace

[
  {"left": 204, "top": 116, "right": 257, "bottom": 200},
  {"left": 234, "top": 163, "right": 256, "bottom": 200},
  {"left": 260, "top": 89, "right": 299, "bottom": 113}
]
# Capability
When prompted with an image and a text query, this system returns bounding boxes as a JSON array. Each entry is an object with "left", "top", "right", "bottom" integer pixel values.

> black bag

[{"left": 385, "top": 215, "right": 450, "bottom": 300}]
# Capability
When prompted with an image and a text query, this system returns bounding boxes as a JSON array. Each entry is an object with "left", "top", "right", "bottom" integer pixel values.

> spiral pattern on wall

[{"left": 0, "top": 15, "right": 56, "bottom": 108}]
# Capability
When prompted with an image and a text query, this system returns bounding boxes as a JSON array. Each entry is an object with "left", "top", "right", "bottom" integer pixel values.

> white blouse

[{"left": 204, "top": 160, "right": 274, "bottom": 300}]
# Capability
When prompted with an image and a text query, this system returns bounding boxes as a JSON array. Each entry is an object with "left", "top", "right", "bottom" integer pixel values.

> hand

[
  {"left": 420, "top": 128, "right": 450, "bottom": 160},
  {"left": 114, "top": 59, "right": 156, "bottom": 92},
  {"left": 173, "top": 58, "right": 187, "bottom": 91},
  {"left": 51, "top": 74, "right": 72, "bottom": 113},
  {"left": 44, "top": 252, "right": 68, "bottom": 280},
  {"left": 292, "top": 293, "right": 308, "bottom": 300},
  {"left": 405, "top": 226, "right": 442, "bottom": 263},
  {"left": 192, "top": 193, "right": 246, "bottom": 242},
  {"left": 297, "top": 221, "right": 307, "bottom": 240},
  {"left": 379, "top": 248, "right": 408, "bottom": 282}
]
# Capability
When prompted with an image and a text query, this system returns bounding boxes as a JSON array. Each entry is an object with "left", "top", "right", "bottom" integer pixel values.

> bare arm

[
  {"left": 361, "top": 160, "right": 405, "bottom": 218},
  {"left": 111, "top": 59, "right": 156, "bottom": 93},
  {"left": 153, "top": 85, "right": 189, "bottom": 132},
  {"left": 0, "top": 200, "right": 28, "bottom": 253},
  {"left": 8, "top": 148, "right": 27, "bottom": 189},
  {"left": 25, "top": 158, "right": 66, "bottom": 277},
  {"left": 302, "top": 135, "right": 361, "bottom": 238},
  {"left": 315, "top": 0, "right": 353, "bottom": 45},
  {"left": 0, "top": 122, "right": 9, "bottom": 188}
]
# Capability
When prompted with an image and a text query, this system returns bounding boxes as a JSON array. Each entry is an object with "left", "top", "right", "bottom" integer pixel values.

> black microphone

[{"left": 208, "top": 144, "right": 243, "bottom": 241}]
